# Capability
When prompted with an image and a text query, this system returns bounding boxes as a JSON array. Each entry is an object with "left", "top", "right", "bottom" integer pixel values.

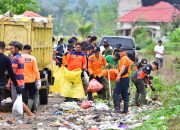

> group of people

[
  {"left": 53, "top": 36, "right": 159, "bottom": 113},
  {"left": 0, "top": 41, "right": 40, "bottom": 122},
  {"left": 0, "top": 35, "right": 163, "bottom": 123}
]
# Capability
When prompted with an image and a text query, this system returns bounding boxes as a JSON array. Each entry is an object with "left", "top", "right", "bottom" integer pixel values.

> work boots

[
  {"left": 122, "top": 102, "right": 129, "bottom": 113},
  {"left": 113, "top": 100, "right": 121, "bottom": 113}
]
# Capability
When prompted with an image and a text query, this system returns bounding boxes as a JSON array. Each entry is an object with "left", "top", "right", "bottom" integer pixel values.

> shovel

[{"left": 107, "top": 69, "right": 113, "bottom": 107}]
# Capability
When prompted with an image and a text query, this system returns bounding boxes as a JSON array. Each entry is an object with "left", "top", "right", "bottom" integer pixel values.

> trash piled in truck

[{"left": 0, "top": 11, "right": 51, "bottom": 23}]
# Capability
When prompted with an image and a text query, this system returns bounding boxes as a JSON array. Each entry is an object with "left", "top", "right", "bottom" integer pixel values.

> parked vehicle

[{"left": 99, "top": 36, "right": 138, "bottom": 62}]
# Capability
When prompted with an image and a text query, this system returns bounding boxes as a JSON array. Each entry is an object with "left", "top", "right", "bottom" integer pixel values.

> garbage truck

[{"left": 0, "top": 12, "right": 53, "bottom": 105}]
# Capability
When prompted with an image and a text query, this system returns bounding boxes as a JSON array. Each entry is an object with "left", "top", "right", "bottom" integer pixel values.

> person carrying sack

[{"left": 88, "top": 46, "right": 109, "bottom": 100}]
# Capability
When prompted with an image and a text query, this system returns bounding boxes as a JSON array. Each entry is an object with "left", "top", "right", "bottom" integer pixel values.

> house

[{"left": 116, "top": 1, "right": 180, "bottom": 38}]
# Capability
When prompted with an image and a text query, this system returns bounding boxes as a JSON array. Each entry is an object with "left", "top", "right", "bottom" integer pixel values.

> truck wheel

[{"left": 39, "top": 89, "right": 48, "bottom": 105}]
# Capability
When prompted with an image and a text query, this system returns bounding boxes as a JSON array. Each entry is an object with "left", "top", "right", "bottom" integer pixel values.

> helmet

[
  {"left": 141, "top": 59, "right": 147, "bottom": 64},
  {"left": 9, "top": 41, "right": 23, "bottom": 50}
]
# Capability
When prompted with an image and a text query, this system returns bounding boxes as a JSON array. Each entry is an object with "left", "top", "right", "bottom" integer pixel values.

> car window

[{"left": 99, "top": 37, "right": 135, "bottom": 49}]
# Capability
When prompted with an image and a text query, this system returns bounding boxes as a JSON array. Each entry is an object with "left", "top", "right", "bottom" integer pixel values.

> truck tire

[{"left": 39, "top": 89, "right": 48, "bottom": 105}]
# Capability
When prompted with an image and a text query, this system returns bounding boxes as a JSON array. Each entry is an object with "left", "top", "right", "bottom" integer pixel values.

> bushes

[
  {"left": 133, "top": 28, "right": 154, "bottom": 49},
  {"left": 169, "top": 28, "right": 180, "bottom": 42}
]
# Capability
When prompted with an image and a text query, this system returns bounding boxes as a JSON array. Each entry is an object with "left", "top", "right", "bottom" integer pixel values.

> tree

[
  {"left": 92, "top": 0, "right": 117, "bottom": 35},
  {"left": 78, "top": 22, "right": 94, "bottom": 39},
  {"left": 0, "top": 0, "right": 40, "bottom": 14}
]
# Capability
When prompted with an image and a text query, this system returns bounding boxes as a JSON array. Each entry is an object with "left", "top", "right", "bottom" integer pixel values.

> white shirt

[{"left": 154, "top": 45, "right": 164, "bottom": 58}]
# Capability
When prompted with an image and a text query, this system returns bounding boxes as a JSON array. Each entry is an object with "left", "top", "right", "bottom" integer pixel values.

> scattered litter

[
  {"left": 94, "top": 103, "right": 109, "bottom": 111},
  {"left": 59, "top": 102, "right": 80, "bottom": 111},
  {"left": 53, "top": 111, "right": 64, "bottom": 116},
  {"left": 80, "top": 101, "right": 92, "bottom": 109}
]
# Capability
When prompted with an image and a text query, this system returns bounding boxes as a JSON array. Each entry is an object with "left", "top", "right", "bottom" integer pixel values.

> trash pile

[
  {"left": 0, "top": 11, "right": 51, "bottom": 23},
  {"left": 0, "top": 96, "right": 163, "bottom": 130}
]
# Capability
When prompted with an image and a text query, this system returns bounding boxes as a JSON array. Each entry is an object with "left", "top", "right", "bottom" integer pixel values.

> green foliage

[
  {"left": 133, "top": 28, "right": 154, "bottom": 50},
  {"left": 38, "top": 0, "right": 117, "bottom": 36},
  {"left": 134, "top": 76, "right": 180, "bottom": 130},
  {"left": 78, "top": 22, "right": 94, "bottom": 39},
  {"left": 164, "top": 42, "right": 180, "bottom": 52},
  {"left": 169, "top": 28, "right": 180, "bottom": 42},
  {"left": 92, "top": 0, "right": 117, "bottom": 35},
  {"left": 0, "top": 0, "right": 40, "bottom": 14}
]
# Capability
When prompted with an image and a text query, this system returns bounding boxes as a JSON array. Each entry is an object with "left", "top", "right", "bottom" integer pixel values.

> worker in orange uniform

[
  {"left": 22, "top": 45, "right": 41, "bottom": 112},
  {"left": 88, "top": 46, "right": 109, "bottom": 100},
  {"left": 65, "top": 43, "right": 87, "bottom": 101},
  {"left": 113, "top": 47, "right": 133, "bottom": 113}
]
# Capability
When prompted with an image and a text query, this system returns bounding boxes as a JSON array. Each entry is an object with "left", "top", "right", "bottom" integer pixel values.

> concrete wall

[{"left": 117, "top": 0, "right": 142, "bottom": 32}]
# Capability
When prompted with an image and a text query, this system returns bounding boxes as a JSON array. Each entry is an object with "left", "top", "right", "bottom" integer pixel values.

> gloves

[
  {"left": 152, "top": 87, "right": 155, "bottom": 91},
  {"left": 16, "top": 86, "right": 24, "bottom": 94},
  {"left": 35, "top": 80, "right": 41, "bottom": 89},
  {"left": 89, "top": 74, "right": 94, "bottom": 79},
  {"left": 149, "top": 76, "right": 153, "bottom": 80}
]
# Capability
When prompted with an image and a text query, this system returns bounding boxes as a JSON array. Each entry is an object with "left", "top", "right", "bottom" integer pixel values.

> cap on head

[
  {"left": 93, "top": 46, "right": 100, "bottom": 53},
  {"left": 152, "top": 61, "right": 159, "bottom": 70},
  {"left": 68, "top": 38, "right": 76, "bottom": 44},
  {"left": 117, "top": 44, "right": 122, "bottom": 49},
  {"left": 9, "top": 41, "right": 23, "bottom": 50},
  {"left": 67, "top": 44, "right": 74, "bottom": 50},
  {"left": 103, "top": 39, "right": 108, "bottom": 43},
  {"left": 89, "top": 44, "right": 95, "bottom": 50},
  {"left": 141, "top": 58, "right": 147, "bottom": 64},
  {"left": 119, "top": 47, "right": 127, "bottom": 52},
  {"left": 23, "top": 44, "right": 31, "bottom": 50}
]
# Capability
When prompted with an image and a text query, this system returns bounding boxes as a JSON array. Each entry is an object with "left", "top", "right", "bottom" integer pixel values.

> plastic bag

[
  {"left": 80, "top": 101, "right": 91, "bottom": 109},
  {"left": 60, "top": 67, "right": 85, "bottom": 99},
  {"left": 12, "top": 94, "right": 23, "bottom": 117},
  {"left": 94, "top": 103, "right": 109, "bottom": 111},
  {"left": 83, "top": 71, "right": 89, "bottom": 83},
  {"left": 59, "top": 102, "right": 80, "bottom": 111},
  {"left": 87, "top": 79, "right": 103, "bottom": 93}
]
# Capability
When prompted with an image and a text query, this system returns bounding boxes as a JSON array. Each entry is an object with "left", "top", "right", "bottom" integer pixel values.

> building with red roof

[{"left": 116, "top": 1, "right": 180, "bottom": 38}]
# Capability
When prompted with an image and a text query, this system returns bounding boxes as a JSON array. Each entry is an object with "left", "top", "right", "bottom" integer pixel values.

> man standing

[
  {"left": 131, "top": 62, "right": 158, "bottom": 106},
  {"left": 0, "top": 41, "right": 18, "bottom": 105},
  {"left": 55, "top": 38, "right": 66, "bottom": 67},
  {"left": 7, "top": 41, "right": 34, "bottom": 122},
  {"left": 66, "top": 43, "right": 86, "bottom": 71},
  {"left": 88, "top": 46, "right": 109, "bottom": 100},
  {"left": 65, "top": 43, "right": 87, "bottom": 101},
  {"left": 21, "top": 45, "right": 41, "bottom": 112},
  {"left": 154, "top": 40, "right": 164, "bottom": 68},
  {"left": 102, "top": 40, "right": 113, "bottom": 57},
  {"left": 113, "top": 48, "right": 132, "bottom": 113}
]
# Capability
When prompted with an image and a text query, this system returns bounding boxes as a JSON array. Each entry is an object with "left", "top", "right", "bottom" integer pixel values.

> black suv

[{"left": 99, "top": 36, "right": 138, "bottom": 62}]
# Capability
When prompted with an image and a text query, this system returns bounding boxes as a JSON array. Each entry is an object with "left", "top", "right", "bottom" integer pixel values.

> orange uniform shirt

[
  {"left": 118, "top": 55, "right": 133, "bottom": 78},
  {"left": 22, "top": 54, "right": 40, "bottom": 83},
  {"left": 88, "top": 54, "right": 108, "bottom": 78},
  {"left": 66, "top": 51, "right": 86, "bottom": 71}
]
